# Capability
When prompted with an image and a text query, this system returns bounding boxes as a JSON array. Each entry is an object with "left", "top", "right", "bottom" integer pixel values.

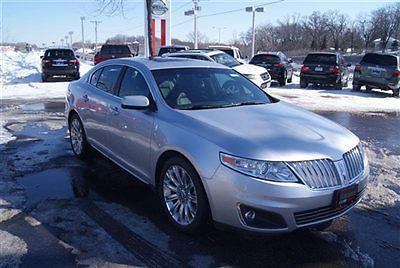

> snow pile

[
  {"left": 267, "top": 74, "right": 400, "bottom": 113},
  {"left": 0, "top": 120, "right": 16, "bottom": 145},
  {"left": 0, "top": 230, "right": 28, "bottom": 268},
  {"left": 1, "top": 50, "right": 92, "bottom": 100}
]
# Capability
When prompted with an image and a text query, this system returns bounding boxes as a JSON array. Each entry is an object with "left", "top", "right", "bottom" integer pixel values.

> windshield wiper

[
  {"left": 227, "top": 101, "right": 266, "bottom": 107},
  {"left": 179, "top": 104, "right": 223, "bottom": 110}
]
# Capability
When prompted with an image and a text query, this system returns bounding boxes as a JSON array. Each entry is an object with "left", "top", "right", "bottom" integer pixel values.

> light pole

[
  {"left": 213, "top": 27, "right": 226, "bottom": 44},
  {"left": 61, "top": 39, "right": 64, "bottom": 47},
  {"left": 245, "top": 6, "right": 264, "bottom": 58},
  {"left": 65, "top": 35, "right": 69, "bottom": 47},
  {"left": 80, "top": 16, "right": 86, "bottom": 60},
  {"left": 185, "top": 0, "right": 201, "bottom": 49},
  {"left": 68, "top": 31, "right": 73, "bottom": 47},
  {"left": 90, "top": 20, "right": 101, "bottom": 53}
]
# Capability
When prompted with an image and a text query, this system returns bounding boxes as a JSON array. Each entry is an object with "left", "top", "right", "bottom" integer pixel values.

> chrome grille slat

[{"left": 287, "top": 144, "right": 365, "bottom": 189}]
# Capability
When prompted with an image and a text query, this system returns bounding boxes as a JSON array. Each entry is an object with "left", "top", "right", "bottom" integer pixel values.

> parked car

[
  {"left": 208, "top": 45, "right": 246, "bottom": 63},
  {"left": 66, "top": 57, "right": 369, "bottom": 234},
  {"left": 352, "top": 53, "right": 400, "bottom": 97},
  {"left": 250, "top": 52, "right": 294, "bottom": 86},
  {"left": 158, "top": 45, "right": 190, "bottom": 56},
  {"left": 94, "top": 44, "right": 134, "bottom": 65},
  {"left": 300, "top": 52, "right": 351, "bottom": 89},
  {"left": 40, "top": 48, "right": 80, "bottom": 82},
  {"left": 166, "top": 49, "right": 271, "bottom": 89}
]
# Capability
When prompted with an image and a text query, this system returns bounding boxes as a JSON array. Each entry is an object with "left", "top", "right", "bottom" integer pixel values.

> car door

[
  {"left": 85, "top": 65, "right": 123, "bottom": 151},
  {"left": 106, "top": 66, "right": 155, "bottom": 182}
]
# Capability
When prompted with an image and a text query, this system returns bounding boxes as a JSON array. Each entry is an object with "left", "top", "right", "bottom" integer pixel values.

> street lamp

[
  {"left": 184, "top": 0, "right": 201, "bottom": 49},
  {"left": 68, "top": 31, "right": 74, "bottom": 47},
  {"left": 245, "top": 6, "right": 264, "bottom": 57},
  {"left": 65, "top": 35, "right": 69, "bottom": 47},
  {"left": 80, "top": 16, "right": 86, "bottom": 60},
  {"left": 213, "top": 27, "right": 227, "bottom": 44},
  {"left": 61, "top": 39, "right": 64, "bottom": 47}
]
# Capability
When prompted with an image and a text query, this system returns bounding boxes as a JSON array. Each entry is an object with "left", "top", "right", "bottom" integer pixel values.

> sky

[{"left": 1, "top": 0, "right": 398, "bottom": 46}]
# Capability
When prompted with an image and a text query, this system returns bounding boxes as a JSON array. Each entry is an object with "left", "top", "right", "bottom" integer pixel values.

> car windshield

[
  {"left": 304, "top": 54, "right": 337, "bottom": 64},
  {"left": 210, "top": 53, "right": 241, "bottom": 68},
  {"left": 100, "top": 45, "right": 130, "bottom": 55},
  {"left": 361, "top": 54, "right": 398, "bottom": 66},
  {"left": 152, "top": 68, "right": 272, "bottom": 110},
  {"left": 45, "top": 49, "right": 74, "bottom": 59},
  {"left": 250, "top": 54, "right": 280, "bottom": 64}
]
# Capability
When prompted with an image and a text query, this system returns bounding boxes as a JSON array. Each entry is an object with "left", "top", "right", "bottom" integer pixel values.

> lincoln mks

[{"left": 66, "top": 57, "right": 369, "bottom": 233}]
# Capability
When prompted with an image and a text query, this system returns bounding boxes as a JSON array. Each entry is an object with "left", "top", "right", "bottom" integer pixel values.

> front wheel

[
  {"left": 159, "top": 157, "right": 209, "bottom": 233},
  {"left": 287, "top": 73, "right": 293, "bottom": 83},
  {"left": 300, "top": 79, "right": 307, "bottom": 88},
  {"left": 279, "top": 74, "right": 287, "bottom": 86},
  {"left": 393, "top": 88, "right": 400, "bottom": 97},
  {"left": 352, "top": 84, "right": 361, "bottom": 91},
  {"left": 69, "top": 114, "right": 91, "bottom": 159}
]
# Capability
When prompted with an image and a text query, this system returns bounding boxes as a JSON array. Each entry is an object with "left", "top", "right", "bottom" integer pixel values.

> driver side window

[{"left": 118, "top": 67, "right": 150, "bottom": 98}]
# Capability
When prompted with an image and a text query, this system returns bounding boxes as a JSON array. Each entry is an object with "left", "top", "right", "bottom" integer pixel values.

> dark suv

[
  {"left": 40, "top": 48, "right": 79, "bottom": 82},
  {"left": 300, "top": 52, "right": 351, "bottom": 89},
  {"left": 94, "top": 44, "right": 134, "bottom": 65},
  {"left": 158, "top": 45, "right": 190, "bottom": 56},
  {"left": 353, "top": 53, "right": 400, "bottom": 97},
  {"left": 249, "top": 52, "right": 293, "bottom": 86}
]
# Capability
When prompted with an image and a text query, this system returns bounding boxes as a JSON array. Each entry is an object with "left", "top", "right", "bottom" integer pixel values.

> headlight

[
  {"left": 220, "top": 153, "right": 298, "bottom": 182},
  {"left": 244, "top": 74, "right": 257, "bottom": 80}
]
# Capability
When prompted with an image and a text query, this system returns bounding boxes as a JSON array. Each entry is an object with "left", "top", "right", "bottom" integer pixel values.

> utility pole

[
  {"left": 90, "top": 20, "right": 101, "bottom": 53},
  {"left": 213, "top": 27, "right": 226, "bottom": 44},
  {"left": 80, "top": 16, "right": 85, "bottom": 60},
  {"left": 65, "top": 35, "right": 69, "bottom": 47},
  {"left": 185, "top": 0, "right": 201, "bottom": 49},
  {"left": 61, "top": 39, "right": 64, "bottom": 47},
  {"left": 68, "top": 31, "right": 73, "bottom": 47},
  {"left": 246, "top": 6, "right": 264, "bottom": 58}
]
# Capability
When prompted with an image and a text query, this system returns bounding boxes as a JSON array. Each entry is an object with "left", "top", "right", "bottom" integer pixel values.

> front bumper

[{"left": 205, "top": 164, "right": 368, "bottom": 233}]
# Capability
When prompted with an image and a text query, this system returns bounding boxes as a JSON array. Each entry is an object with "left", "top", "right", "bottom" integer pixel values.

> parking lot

[{"left": 1, "top": 50, "right": 400, "bottom": 267}]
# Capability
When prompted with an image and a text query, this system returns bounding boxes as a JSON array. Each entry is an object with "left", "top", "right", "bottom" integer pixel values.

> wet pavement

[{"left": 1, "top": 99, "right": 399, "bottom": 267}]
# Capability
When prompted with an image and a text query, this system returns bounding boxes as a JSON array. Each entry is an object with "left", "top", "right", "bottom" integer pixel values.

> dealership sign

[{"left": 152, "top": 0, "right": 168, "bottom": 18}]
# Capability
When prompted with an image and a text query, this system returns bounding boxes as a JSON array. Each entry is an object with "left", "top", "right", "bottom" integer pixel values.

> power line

[{"left": 172, "top": 1, "right": 191, "bottom": 14}]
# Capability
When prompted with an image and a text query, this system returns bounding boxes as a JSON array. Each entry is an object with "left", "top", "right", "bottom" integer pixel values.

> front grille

[
  {"left": 261, "top": 72, "right": 271, "bottom": 81},
  {"left": 294, "top": 188, "right": 364, "bottom": 226},
  {"left": 287, "top": 159, "right": 341, "bottom": 189},
  {"left": 343, "top": 145, "right": 364, "bottom": 184},
  {"left": 287, "top": 144, "right": 366, "bottom": 190}
]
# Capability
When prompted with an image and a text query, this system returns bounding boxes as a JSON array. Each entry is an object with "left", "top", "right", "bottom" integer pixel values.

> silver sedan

[{"left": 66, "top": 57, "right": 369, "bottom": 233}]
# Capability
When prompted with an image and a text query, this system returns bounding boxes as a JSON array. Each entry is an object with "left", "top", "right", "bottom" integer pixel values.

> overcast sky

[{"left": 2, "top": 0, "right": 397, "bottom": 46}]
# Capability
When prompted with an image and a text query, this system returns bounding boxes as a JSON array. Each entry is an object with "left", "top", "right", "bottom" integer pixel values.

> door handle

[
  {"left": 110, "top": 106, "right": 120, "bottom": 116},
  {"left": 82, "top": 94, "right": 89, "bottom": 102}
]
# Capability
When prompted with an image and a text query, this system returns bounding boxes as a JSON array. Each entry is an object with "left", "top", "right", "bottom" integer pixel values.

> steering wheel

[{"left": 222, "top": 80, "right": 241, "bottom": 95}]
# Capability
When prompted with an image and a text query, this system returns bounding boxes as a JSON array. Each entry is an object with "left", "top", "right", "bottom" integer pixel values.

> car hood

[
  {"left": 233, "top": 63, "right": 267, "bottom": 75},
  {"left": 176, "top": 101, "right": 359, "bottom": 162}
]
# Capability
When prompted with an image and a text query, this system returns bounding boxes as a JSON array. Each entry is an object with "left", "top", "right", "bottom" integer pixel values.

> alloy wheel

[{"left": 70, "top": 118, "right": 83, "bottom": 155}]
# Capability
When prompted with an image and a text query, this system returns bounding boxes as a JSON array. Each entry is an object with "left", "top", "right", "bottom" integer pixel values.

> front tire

[
  {"left": 393, "top": 88, "right": 400, "bottom": 97},
  {"left": 352, "top": 84, "right": 361, "bottom": 91},
  {"left": 279, "top": 73, "right": 287, "bottom": 86},
  {"left": 69, "top": 114, "right": 91, "bottom": 159},
  {"left": 300, "top": 79, "right": 307, "bottom": 88},
  {"left": 41, "top": 74, "right": 48, "bottom": 82},
  {"left": 159, "top": 157, "right": 209, "bottom": 233}
]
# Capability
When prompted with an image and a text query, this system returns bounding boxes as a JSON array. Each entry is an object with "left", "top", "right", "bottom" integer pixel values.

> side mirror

[
  {"left": 288, "top": 58, "right": 293, "bottom": 63},
  {"left": 346, "top": 63, "right": 351, "bottom": 67},
  {"left": 121, "top": 95, "right": 150, "bottom": 110},
  {"left": 76, "top": 55, "right": 80, "bottom": 59},
  {"left": 40, "top": 55, "right": 43, "bottom": 59},
  {"left": 96, "top": 51, "right": 100, "bottom": 55}
]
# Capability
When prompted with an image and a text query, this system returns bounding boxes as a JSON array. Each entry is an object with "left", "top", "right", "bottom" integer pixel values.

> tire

[
  {"left": 393, "top": 88, "right": 400, "bottom": 97},
  {"left": 352, "top": 84, "right": 361, "bottom": 91},
  {"left": 69, "top": 114, "right": 91, "bottom": 159},
  {"left": 159, "top": 157, "right": 209, "bottom": 233},
  {"left": 279, "top": 74, "right": 287, "bottom": 86},
  {"left": 365, "top": 85, "right": 373, "bottom": 92},
  {"left": 335, "top": 82, "right": 343, "bottom": 90},
  {"left": 41, "top": 74, "right": 48, "bottom": 82},
  {"left": 74, "top": 72, "right": 80, "bottom": 80},
  {"left": 287, "top": 73, "right": 293, "bottom": 83},
  {"left": 300, "top": 79, "right": 307, "bottom": 88}
]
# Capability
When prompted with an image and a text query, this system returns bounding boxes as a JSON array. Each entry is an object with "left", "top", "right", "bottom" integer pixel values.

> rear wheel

[
  {"left": 41, "top": 74, "right": 48, "bottom": 82},
  {"left": 300, "top": 79, "right": 307, "bottom": 88},
  {"left": 159, "top": 157, "right": 209, "bottom": 233},
  {"left": 365, "top": 85, "right": 373, "bottom": 92},
  {"left": 69, "top": 114, "right": 91, "bottom": 159},
  {"left": 393, "top": 88, "right": 400, "bottom": 97},
  {"left": 287, "top": 72, "right": 293, "bottom": 83},
  {"left": 279, "top": 74, "right": 287, "bottom": 86},
  {"left": 352, "top": 84, "right": 361, "bottom": 91}
]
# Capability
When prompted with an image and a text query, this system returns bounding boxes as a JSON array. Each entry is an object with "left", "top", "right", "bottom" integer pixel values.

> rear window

[
  {"left": 304, "top": 54, "right": 337, "bottom": 64},
  {"left": 158, "top": 47, "right": 187, "bottom": 56},
  {"left": 219, "top": 49, "right": 234, "bottom": 57},
  {"left": 100, "top": 45, "right": 130, "bottom": 55},
  {"left": 361, "top": 54, "right": 398, "bottom": 66},
  {"left": 250, "top": 54, "right": 280, "bottom": 64},
  {"left": 45, "top": 49, "right": 74, "bottom": 59}
]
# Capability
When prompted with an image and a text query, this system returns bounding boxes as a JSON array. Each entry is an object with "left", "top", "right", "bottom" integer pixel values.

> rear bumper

[
  {"left": 43, "top": 67, "right": 79, "bottom": 76},
  {"left": 300, "top": 73, "right": 340, "bottom": 85},
  {"left": 353, "top": 77, "right": 400, "bottom": 90}
]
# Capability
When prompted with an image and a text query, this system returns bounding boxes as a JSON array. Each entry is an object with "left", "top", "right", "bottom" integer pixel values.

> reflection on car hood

[
  {"left": 233, "top": 63, "right": 267, "bottom": 75},
  {"left": 178, "top": 101, "right": 359, "bottom": 162}
]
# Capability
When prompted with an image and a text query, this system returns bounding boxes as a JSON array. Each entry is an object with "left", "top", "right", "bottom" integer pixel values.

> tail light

[
  {"left": 274, "top": 63, "right": 284, "bottom": 68},
  {"left": 69, "top": 59, "right": 79, "bottom": 63},
  {"left": 329, "top": 66, "right": 340, "bottom": 73},
  {"left": 394, "top": 70, "right": 400, "bottom": 76},
  {"left": 300, "top": 65, "right": 309, "bottom": 72},
  {"left": 354, "top": 64, "right": 361, "bottom": 72}
]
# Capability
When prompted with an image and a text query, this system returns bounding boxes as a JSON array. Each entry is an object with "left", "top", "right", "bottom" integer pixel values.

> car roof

[
  {"left": 256, "top": 51, "right": 281, "bottom": 56},
  {"left": 45, "top": 48, "right": 73, "bottom": 51},
  {"left": 306, "top": 52, "right": 339, "bottom": 56},
  {"left": 160, "top": 45, "right": 188, "bottom": 49},
  {"left": 208, "top": 45, "right": 238, "bottom": 49},
  {"left": 104, "top": 56, "right": 229, "bottom": 70},
  {"left": 175, "top": 49, "right": 222, "bottom": 56}
]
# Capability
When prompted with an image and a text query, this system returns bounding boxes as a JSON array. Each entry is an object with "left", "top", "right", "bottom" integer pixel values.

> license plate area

[
  {"left": 315, "top": 67, "right": 323, "bottom": 72},
  {"left": 332, "top": 184, "right": 358, "bottom": 208}
]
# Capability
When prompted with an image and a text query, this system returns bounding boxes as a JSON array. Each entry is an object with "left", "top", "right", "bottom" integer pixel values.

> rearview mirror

[
  {"left": 121, "top": 95, "right": 150, "bottom": 110},
  {"left": 40, "top": 55, "right": 43, "bottom": 59}
]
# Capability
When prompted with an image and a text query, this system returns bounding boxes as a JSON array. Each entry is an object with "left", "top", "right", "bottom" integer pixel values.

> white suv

[{"left": 166, "top": 49, "right": 271, "bottom": 89}]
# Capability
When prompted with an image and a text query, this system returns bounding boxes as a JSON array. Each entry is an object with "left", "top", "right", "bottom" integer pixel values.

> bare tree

[
  {"left": 356, "top": 14, "right": 377, "bottom": 52},
  {"left": 372, "top": 3, "right": 400, "bottom": 52},
  {"left": 326, "top": 10, "right": 347, "bottom": 51},
  {"left": 302, "top": 11, "right": 329, "bottom": 50}
]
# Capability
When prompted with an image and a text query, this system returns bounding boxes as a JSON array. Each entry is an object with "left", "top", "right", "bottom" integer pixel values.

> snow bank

[
  {"left": 0, "top": 230, "right": 28, "bottom": 268},
  {"left": 267, "top": 74, "right": 400, "bottom": 113},
  {"left": 1, "top": 50, "right": 92, "bottom": 101}
]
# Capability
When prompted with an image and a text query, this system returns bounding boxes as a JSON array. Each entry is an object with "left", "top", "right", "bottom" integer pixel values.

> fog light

[{"left": 244, "top": 210, "right": 256, "bottom": 221}]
